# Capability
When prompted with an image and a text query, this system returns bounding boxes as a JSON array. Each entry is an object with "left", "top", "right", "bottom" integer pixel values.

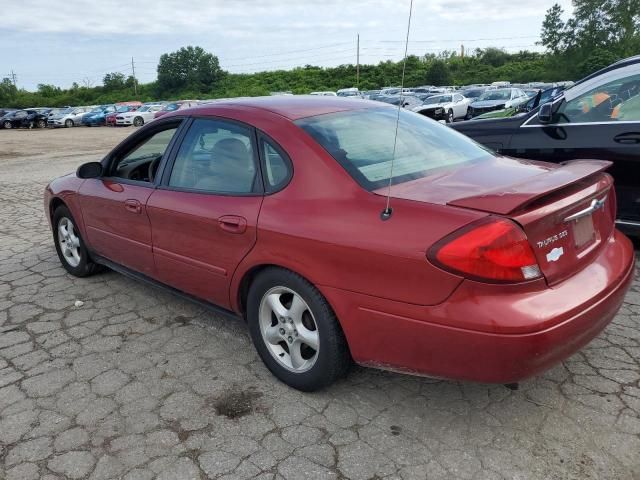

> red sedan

[{"left": 44, "top": 96, "right": 635, "bottom": 391}]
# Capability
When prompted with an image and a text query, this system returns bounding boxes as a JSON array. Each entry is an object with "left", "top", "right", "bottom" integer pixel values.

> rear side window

[{"left": 260, "top": 137, "right": 292, "bottom": 192}]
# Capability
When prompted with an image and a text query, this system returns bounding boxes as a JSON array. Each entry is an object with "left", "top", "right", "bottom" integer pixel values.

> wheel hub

[{"left": 259, "top": 286, "right": 320, "bottom": 373}]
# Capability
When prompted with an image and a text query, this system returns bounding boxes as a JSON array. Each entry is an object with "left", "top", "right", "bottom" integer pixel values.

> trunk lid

[{"left": 375, "top": 157, "right": 615, "bottom": 284}]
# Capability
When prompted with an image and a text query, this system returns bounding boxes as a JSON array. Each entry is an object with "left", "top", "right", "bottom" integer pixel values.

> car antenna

[{"left": 381, "top": 0, "right": 414, "bottom": 221}]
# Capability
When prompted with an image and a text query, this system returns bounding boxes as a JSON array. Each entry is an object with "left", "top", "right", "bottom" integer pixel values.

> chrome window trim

[{"left": 521, "top": 118, "right": 640, "bottom": 128}]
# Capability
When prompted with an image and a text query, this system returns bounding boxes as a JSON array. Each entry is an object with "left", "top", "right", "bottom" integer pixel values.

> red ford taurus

[{"left": 44, "top": 96, "right": 635, "bottom": 391}]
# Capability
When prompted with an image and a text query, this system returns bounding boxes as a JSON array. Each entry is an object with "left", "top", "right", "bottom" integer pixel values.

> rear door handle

[
  {"left": 614, "top": 132, "right": 640, "bottom": 144},
  {"left": 218, "top": 215, "right": 247, "bottom": 234},
  {"left": 124, "top": 199, "right": 142, "bottom": 214}
]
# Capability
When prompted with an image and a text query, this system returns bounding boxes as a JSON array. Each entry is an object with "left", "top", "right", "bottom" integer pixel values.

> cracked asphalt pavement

[{"left": 1, "top": 127, "right": 639, "bottom": 480}]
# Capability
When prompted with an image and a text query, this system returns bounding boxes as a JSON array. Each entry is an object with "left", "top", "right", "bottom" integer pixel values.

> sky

[{"left": 1, "top": 0, "right": 574, "bottom": 91}]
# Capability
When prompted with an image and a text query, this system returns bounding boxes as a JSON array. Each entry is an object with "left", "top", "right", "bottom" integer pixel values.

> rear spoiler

[{"left": 448, "top": 160, "right": 612, "bottom": 214}]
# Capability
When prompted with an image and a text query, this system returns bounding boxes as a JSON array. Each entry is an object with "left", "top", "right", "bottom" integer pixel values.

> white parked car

[
  {"left": 309, "top": 91, "right": 337, "bottom": 96},
  {"left": 47, "top": 106, "right": 93, "bottom": 128},
  {"left": 411, "top": 93, "right": 472, "bottom": 123},
  {"left": 115, "top": 104, "right": 164, "bottom": 127}
]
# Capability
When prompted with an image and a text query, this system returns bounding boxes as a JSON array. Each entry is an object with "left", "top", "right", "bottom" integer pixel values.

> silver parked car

[{"left": 48, "top": 106, "right": 93, "bottom": 128}]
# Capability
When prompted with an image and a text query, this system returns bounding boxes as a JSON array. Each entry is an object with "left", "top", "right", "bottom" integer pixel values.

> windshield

[
  {"left": 478, "top": 90, "right": 511, "bottom": 101},
  {"left": 164, "top": 103, "right": 179, "bottom": 111},
  {"left": 463, "top": 89, "right": 484, "bottom": 98},
  {"left": 295, "top": 107, "right": 493, "bottom": 190},
  {"left": 58, "top": 108, "right": 73, "bottom": 114},
  {"left": 423, "top": 95, "right": 451, "bottom": 105},
  {"left": 90, "top": 107, "right": 102, "bottom": 113},
  {"left": 116, "top": 106, "right": 130, "bottom": 112},
  {"left": 137, "top": 106, "right": 150, "bottom": 112}
]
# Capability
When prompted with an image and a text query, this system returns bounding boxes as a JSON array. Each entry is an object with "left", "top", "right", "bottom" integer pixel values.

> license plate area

[{"left": 572, "top": 214, "right": 595, "bottom": 249}]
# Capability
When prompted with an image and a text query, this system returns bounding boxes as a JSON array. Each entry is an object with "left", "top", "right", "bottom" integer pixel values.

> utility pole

[
  {"left": 356, "top": 33, "right": 360, "bottom": 89},
  {"left": 131, "top": 57, "right": 138, "bottom": 96},
  {"left": 10, "top": 70, "right": 17, "bottom": 86},
  {"left": 461, "top": 44, "right": 465, "bottom": 59}
]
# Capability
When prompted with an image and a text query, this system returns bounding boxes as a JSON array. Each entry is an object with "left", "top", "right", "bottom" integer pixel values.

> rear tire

[
  {"left": 133, "top": 117, "right": 144, "bottom": 127},
  {"left": 65, "top": 119, "right": 74, "bottom": 128},
  {"left": 3, "top": 121, "right": 11, "bottom": 129},
  {"left": 247, "top": 267, "right": 351, "bottom": 391},
  {"left": 52, "top": 206, "right": 102, "bottom": 277},
  {"left": 465, "top": 107, "right": 472, "bottom": 120},
  {"left": 36, "top": 119, "right": 46, "bottom": 128}
]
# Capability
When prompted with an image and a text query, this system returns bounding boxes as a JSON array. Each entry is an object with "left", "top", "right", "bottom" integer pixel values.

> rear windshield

[{"left": 295, "top": 107, "right": 493, "bottom": 190}]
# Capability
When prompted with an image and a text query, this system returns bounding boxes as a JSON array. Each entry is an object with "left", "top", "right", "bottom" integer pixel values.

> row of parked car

[{"left": 0, "top": 100, "right": 202, "bottom": 130}]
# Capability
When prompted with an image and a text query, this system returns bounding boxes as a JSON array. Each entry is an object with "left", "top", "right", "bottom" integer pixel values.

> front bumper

[
  {"left": 116, "top": 118, "right": 133, "bottom": 125},
  {"left": 418, "top": 108, "right": 446, "bottom": 120},
  {"left": 323, "top": 230, "right": 635, "bottom": 383},
  {"left": 469, "top": 104, "right": 506, "bottom": 117}
]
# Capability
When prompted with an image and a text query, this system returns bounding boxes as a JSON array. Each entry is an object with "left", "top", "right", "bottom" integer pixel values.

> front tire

[
  {"left": 65, "top": 119, "right": 74, "bottom": 128},
  {"left": 52, "top": 206, "right": 101, "bottom": 277},
  {"left": 247, "top": 268, "right": 351, "bottom": 391},
  {"left": 446, "top": 109, "right": 454, "bottom": 123},
  {"left": 133, "top": 117, "right": 144, "bottom": 127},
  {"left": 3, "top": 121, "right": 11, "bottom": 129},
  {"left": 36, "top": 119, "right": 46, "bottom": 128}
]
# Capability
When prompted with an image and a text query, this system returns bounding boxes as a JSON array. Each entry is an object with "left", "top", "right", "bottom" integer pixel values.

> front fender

[{"left": 45, "top": 174, "right": 88, "bottom": 242}]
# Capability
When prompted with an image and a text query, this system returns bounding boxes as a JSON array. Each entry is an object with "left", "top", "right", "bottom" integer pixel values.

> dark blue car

[{"left": 81, "top": 105, "right": 116, "bottom": 126}]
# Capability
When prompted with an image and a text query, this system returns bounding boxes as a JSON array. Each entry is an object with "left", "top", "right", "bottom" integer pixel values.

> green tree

[
  {"left": 540, "top": 4, "right": 567, "bottom": 54},
  {"left": 425, "top": 60, "right": 452, "bottom": 86},
  {"left": 157, "top": 46, "right": 224, "bottom": 95},
  {"left": 103, "top": 72, "right": 127, "bottom": 91}
]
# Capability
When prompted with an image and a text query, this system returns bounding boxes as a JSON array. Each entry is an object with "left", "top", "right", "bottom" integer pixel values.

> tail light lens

[{"left": 428, "top": 218, "right": 542, "bottom": 282}]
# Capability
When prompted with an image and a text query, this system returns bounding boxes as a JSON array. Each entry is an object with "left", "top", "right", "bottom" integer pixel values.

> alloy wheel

[
  {"left": 134, "top": 117, "right": 143, "bottom": 127},
  {"left": 3, "top": 121, "right": 12, "bottom": 129},
  {"left": 259, "top": 286, "right": 319, "bottom": 373},
  {"left": 57, "top": 217, "right": 81, "bottom": 267},
  {"left": 65, "top": 119, "right": 73, "bottom": 128}
]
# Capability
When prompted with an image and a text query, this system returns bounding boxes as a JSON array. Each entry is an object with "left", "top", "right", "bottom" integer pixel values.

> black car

[
  {"left": 0, "top": 108, "right": 16, "bottom": 119},
  {"left": 0, "top": 109, "right": 48, "bottom": 129},
  {"left": 452, "top": 55, "right": 640, "bottom": 235}
]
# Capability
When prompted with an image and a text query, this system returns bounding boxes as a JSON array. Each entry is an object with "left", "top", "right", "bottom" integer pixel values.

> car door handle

[
  {"left": 124, "top": 199, "right": 142, "bottom": 214},
  {"left": 614, "top": 132, "right": 640, "bottom": 144},
  {"left": 218, "top": 215, "right": 247, "bottom": 234}
]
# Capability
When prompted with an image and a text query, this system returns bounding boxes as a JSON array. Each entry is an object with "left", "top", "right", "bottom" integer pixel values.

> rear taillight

[{"left": 428, "top": 218, "right": 542, "bottom": 282}]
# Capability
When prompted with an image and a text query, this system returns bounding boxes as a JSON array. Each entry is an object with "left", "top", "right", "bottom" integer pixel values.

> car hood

[
  {"left": 373, "top": 156, "right": 611, "bottom": 215},
  {"left": 418, "top": 102, "right": 449, "bottom": 109},
  {"left": 471, "top": 100, "right": 507, "bottom": 108}
]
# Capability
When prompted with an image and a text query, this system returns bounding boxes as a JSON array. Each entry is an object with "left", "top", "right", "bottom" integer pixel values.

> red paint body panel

[
  {"left": 77, "top": 179, "right": 155, "bottom": 275},
  {"left": 146, "top": 189, "right": 262, "bottom": 308},
  {"left": 44, "top": 96, "right": 637, "bottom": 385},
  {"left": 323, "top": 231, "right": 635, "bottom": 383}
]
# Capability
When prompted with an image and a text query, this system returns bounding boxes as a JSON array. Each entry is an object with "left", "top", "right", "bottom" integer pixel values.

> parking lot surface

[{"left": 0, "top": 127, "right": 639, "bottom": 480}]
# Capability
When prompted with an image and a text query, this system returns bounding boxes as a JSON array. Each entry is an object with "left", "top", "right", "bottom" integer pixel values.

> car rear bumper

[{"left": 323, "top": 230, "right": 635, "bottom": 383}]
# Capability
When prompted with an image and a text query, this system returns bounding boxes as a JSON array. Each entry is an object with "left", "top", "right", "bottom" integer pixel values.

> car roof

[{"left": 184, "top": 95, "right": 381, "bottom": 120}]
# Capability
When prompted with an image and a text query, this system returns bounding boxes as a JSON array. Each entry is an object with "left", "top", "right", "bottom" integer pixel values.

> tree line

[{"left": 1, "top": 0, "right": 638, "bottom": 109}]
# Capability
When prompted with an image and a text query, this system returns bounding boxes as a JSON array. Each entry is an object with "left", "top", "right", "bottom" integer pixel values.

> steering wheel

[{"left": 148, "top": 157, "right": 161, "bottom": 182}]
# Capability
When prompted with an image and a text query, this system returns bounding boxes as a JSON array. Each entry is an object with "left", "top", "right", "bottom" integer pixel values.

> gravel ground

[{"left": 0, "top": 126, "right": 639, "bottom": 480}]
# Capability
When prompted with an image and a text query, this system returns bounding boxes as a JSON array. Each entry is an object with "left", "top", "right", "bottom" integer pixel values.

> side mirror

[
  {"left": 77, "top": 162, "right": 103, "bottom": 179},
  {"left": 538, "top": 102, "right": 553, "bottom": 124}
]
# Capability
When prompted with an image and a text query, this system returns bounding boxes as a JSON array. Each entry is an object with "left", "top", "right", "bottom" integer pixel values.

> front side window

[
  {"left": 296, "top": 107, "right": 493, "bottom": 190},
  {"left": 558, "top": 73, "right": 640, "bottom": 123},
  {"left": 110, "top": 126, "right": 179, "bottom": 182},
  {"left": 169, "top": 119, "right": 258, "bottom": 194}
]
